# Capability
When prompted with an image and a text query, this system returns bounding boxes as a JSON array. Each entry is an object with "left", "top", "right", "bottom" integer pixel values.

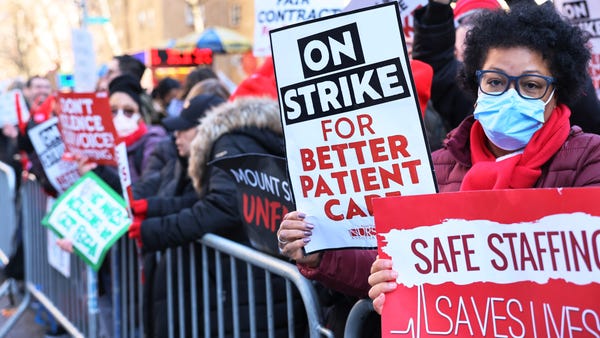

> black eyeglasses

[{"left": 476, "top": 70, "right": 556, "bottom": 100}]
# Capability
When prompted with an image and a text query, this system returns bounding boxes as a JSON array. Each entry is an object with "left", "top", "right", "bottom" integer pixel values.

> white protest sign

[
  {"left": 116, "top": 141, "right": 133, "bottom": 213},
  {"left": 344, "top": 0, "right": 427, "bottom": 40},
  {"left": 554, "top": 0, "right": 600, "bottom": 99},
  {"left": 0, "top": 90, "right": 30, "bottom": 127},
  {"left": 47, "top": 229, "right": 71, "bottom": 278},
  {"left": 28, "top": 117, "right": 80, "bottom": 194},
  {"left": 72, "top": 28, "right": 98, "bottom": 93},
  {"left": 254, "top": 0, "right": 345, "bottom": 57},
  {"left": 271, "top": 3, "right": 437, "bottom": 253},
  {"left": 42, "top": 172, "right": 131, "bottom": 271},
  {"left": 45, "top": 197, "right": 71, "bottom": 278}
]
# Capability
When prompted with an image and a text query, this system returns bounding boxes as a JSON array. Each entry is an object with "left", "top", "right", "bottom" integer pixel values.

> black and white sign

[{"left": 270, "top": 3, "right": 437, "bottom": 253}]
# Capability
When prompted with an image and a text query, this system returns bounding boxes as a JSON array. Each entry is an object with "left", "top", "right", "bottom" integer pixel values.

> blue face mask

[{"left": 473, "top": 89, "right": 554, "bottom": 151}]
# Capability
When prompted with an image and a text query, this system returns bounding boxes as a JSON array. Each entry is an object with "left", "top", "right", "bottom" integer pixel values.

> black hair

[
  {"left": 185, "top": 78, "right": 231, "bottom": 101},
  {"left": 154, "top": 77, "right": 181, "bottom": 100},
  {"left": 181, "top": 66, "right": 218, "bottom": 99},
  {"left": 26, "top": 75, "right": 48, "bottom": 88},
  {"left": 114, "top": 55, "right": 147, "bottom": 81},
  {"left": 459, "top": 3, "right": 591, "bottom": 105}
]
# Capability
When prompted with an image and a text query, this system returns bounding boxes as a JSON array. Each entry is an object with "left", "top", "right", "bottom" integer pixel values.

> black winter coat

[{"left": 140, "top": 97, "right": 307, "bottom": 338}]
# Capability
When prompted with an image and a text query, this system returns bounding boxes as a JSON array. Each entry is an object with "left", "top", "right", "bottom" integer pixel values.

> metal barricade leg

[
  {"left": 343, "top": 298, "right": 378, "bottom": 338},
  {"left": 169, "top": 234, "right": 335, "bottom": 338},
  {"left": 1, "top": 179, "right": 100, "bottom": 338},
  {"left": 0, "top": 286, "right": 31, "bottom": 338}
]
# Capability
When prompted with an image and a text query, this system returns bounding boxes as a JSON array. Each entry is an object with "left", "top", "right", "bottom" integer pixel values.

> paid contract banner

[
  {"left": 271, "top": 3, "right": 437, "bottom": 253},
  {"left": 373, "top": 188, "right": 600, "bottom": 337},
  {"left": 555, "top": 0, "right": 600, "bottom": 98},
  {"left": 211, "top": 153, "right": 294, "bottom": 256},
  {"left": 56, "top": 92, "right": 118, "bottom": 165},
  {"left": 254, "top": 0, "right": 344, "bottom": 57},
  {"left": 42, "top": 172, "right": 131, "bottom": 271}
]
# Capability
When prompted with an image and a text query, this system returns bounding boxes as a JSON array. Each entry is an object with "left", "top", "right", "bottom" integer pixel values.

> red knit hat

[
  {"left": 409, "top": 59, "right": 433, "bottom": 117},
  {"left": 229, "top": 57, "right": 278, "bottom": 101},
  {"left": 453, "top": 0, "right": 501, "bottom": 23},
  {"left": 231, "top": 57, "right": 432, "bottom": 117}
]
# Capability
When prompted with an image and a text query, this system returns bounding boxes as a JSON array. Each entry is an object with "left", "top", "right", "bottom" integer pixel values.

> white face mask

[{"left": 113, "top": 110, "right": 141, "bottom": 137}]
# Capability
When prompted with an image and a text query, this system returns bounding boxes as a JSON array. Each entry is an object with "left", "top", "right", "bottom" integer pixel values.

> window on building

[
  {"left": 184, "top": 4, "right": 194, "bottom": 27},
  {"left": 230, "top": 4, "right": 241, "bottom": 27}
]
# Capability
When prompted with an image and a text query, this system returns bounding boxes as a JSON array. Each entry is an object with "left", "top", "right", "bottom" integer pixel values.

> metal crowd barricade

[
  {"left": 0, "top": 161, "right": 17, "bottom": 265},
  {"left": 111, "top": 236, "right": 144, "bottom": 338},
  {"left": 121, "top": 234, "right": 334, "bottom": 338},
  {"left": 0, "top": 161, "right": 17, "bottom": 315},
  {"left": 3, "top": 177, "right": 338, "bottom": 338},
  {"left": 343, "top": 298, "right": 377, "bottom": 338},
  {"left": 0, "top": 177, "right": 101, "bottom": 338}
]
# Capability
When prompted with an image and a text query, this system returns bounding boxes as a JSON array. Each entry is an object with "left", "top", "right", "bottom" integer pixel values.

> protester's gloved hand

[
  {"left": 130, "top": 199, "right": 148, "bottom": 217},
  {"left": 128, "top": 215, "right": 144, "bottom": 248}
]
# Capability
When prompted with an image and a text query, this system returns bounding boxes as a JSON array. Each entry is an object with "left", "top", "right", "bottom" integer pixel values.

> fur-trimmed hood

[{"left": 188, "top": 97, "right": 283, "bottom": 192}]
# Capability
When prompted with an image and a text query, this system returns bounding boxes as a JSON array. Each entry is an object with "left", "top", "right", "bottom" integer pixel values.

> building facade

[{"left": 99, "top": 0, "right": 256, "bottom": 86}]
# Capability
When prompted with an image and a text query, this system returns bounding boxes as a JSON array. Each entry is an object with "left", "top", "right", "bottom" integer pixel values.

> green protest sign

[{"left": 42, "top": 171, "right": 131, "bottom": 271}]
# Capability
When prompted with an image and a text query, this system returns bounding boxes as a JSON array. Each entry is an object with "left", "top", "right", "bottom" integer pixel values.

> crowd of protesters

[
  {"left": 1, "top": 0, "right": 600, "bottom": 336},
  {"left": 277, "top": 0, "right": 600, "bottom": 335}
]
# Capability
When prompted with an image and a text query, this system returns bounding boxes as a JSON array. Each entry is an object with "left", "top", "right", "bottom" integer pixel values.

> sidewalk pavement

[{"left": 0, "top": 281, "right": 47, "bottom": 338}]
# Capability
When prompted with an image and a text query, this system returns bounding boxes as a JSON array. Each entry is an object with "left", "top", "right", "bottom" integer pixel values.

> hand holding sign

[
  {"left": 276, "top": 211, "right": 321, "bottom": 265},
  {"left": 74, "top": 154, "right": 98, "bottom": 176},
  {"left": 373, "top": 188, "right": 600, "bottom": 338},
  {"left": 42, "top": 172, "right": 131, "bottom": 271},
  {"left": 367, "top": 257, "right": 397, "bottom": 314}
]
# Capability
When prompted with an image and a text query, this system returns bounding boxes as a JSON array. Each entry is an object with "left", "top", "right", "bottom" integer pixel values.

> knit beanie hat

[
  {"left": 109, "top": 74, "right": 143, "bottom": 109},
  {"left": 229, "top": 57, "right": 278, "bottom": 101},
  {"left": 409, "top": 59, "right": 433, "bottom": 117},
  {"left": 454, "top": 0, "right": 501, "bottom": 24}
]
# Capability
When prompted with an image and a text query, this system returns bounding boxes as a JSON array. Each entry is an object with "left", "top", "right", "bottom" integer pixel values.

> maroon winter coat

[
  {"left": 299, "top": 115, "right": 600, "bottom": 298},
  {"left": 433, "top": 116, "right": 600, "bottom": 192}
]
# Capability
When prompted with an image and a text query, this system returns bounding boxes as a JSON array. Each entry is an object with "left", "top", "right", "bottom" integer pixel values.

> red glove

[
  {"left": 128, "top": 215, "right": 144, "bottom": 241},
  {"left": 130, "top": 199, "right": 148, "bottom": 217}
]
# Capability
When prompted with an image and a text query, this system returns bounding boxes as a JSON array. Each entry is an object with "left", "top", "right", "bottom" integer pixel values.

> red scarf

[
  {"left": 460, "top": 104, "right": 571, "bottom": 191},
  {"left": 118, "top": 122, "right": 147, "bottom": 147}
]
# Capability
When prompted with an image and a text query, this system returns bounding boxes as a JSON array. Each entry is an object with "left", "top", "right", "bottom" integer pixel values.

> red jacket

[
  {"left": 433, "top": 116, "right": 600, "bottom": 192},
  {"left": 298, "top": 115, "right": 600, "bottom": 297}
]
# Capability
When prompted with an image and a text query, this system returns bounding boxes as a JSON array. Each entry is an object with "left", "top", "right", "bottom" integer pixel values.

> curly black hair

[{"left": 458, "top": 3, "right": 591, "bottom": 105}]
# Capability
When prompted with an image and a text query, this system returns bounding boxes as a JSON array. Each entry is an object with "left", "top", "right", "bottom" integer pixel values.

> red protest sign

[
  {"left": 374, "top": 188, "right": 600, "bottom": 337},
  {"left": 56, "top": 92, "right": 118, "bottom": 165}
]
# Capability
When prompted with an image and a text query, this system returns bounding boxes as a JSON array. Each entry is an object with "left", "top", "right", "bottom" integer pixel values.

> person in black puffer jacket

[{"left": 131, "top": 97, "right": 307, "bottom": 338}]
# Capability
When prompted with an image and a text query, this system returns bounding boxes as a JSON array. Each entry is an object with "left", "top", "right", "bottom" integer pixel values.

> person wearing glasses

[
  {"left": 412, "top": 0, "right": 600, "bottom": 134},
  {"left": 367, "top": 3, "right": 600, "bottom": 313},
  {"left": 277, "top": 2, "right": 600, "bottom": 318}
]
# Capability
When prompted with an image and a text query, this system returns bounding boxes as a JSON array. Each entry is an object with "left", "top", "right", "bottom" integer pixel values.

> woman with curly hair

[
  {"left": 276, "top": 3, "right": 600, "bottom": 315},
  {"left": 412, "top": 0, "right": 600, "bottom": 133},
  {"left": 365, "top": 2, "right": 600, "bottom": 312}
]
